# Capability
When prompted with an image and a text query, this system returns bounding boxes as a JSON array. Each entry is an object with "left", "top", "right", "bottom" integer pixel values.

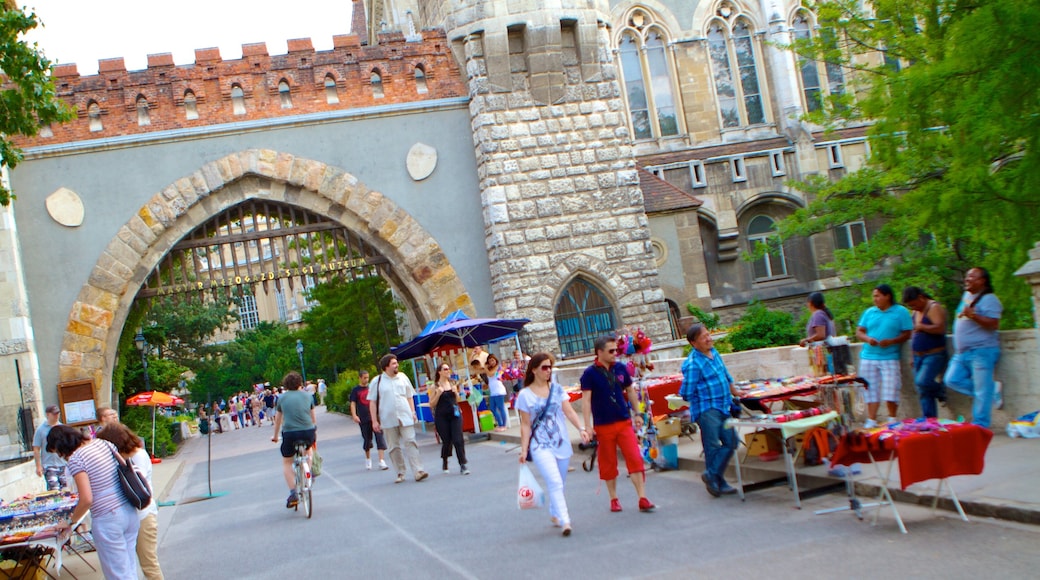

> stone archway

[{"left": 58, "top": 149, "right": 474, "bottom": 400}]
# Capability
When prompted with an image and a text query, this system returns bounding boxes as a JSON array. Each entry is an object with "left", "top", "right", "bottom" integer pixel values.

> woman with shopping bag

[{"left": 517, "top": 352, "right": 590, "bottom": 537}]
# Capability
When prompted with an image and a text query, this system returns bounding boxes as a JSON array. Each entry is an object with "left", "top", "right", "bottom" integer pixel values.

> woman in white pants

[{"left": 517, "top": 352, "right": 590, "bottom": 537}]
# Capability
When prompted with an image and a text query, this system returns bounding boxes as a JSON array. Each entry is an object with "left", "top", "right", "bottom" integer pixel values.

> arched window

[
  {"left": 666, "top": 299, "right": 683, "bottom": 340},
  {"left": 707, "top": 16, "right": 766, "bottom": 128},
  {"left": 231, "top": 84, "right": 246, "bottom": 115},
  {"left": 792, "top": 11, "right": 846, "bottom": 112},
  {"left": 617, "top": 12, "right": 679, "bottom": 140},
  {"left": 371, "top": 70, "right": 384, "bottom": 98},
  {"left": 184, "top": 90, "right": 199, "bottom": 120},
  {"left": 555, "top": 277, "right": 618, "bottom": 356},
  {"left": 136, "top": 95, "right": 150, "bottom": 126},
  {"left": 87, "top": 101, "right": 102, "bottom": 132},
  {"left": 414, "top": 65, "right": 428, "bottom": 94},
  {"left": 324, "top": 75, "right": 339, "bottom": 104},
  {"left": 747, "top": 215, "right": 786, "bottom": 280},
  {"left": 278, "top": 80, "right": 292, "bottom": 109}
]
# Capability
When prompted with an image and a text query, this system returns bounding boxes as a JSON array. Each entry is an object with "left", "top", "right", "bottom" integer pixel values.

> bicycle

[{"left": 292, "top": 441, "right": 313, "bottom": 519}]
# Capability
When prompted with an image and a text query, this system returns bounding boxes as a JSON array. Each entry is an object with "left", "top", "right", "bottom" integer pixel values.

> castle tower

[{"left": 444, "top": 1, "right": 670, "bottom": 352}]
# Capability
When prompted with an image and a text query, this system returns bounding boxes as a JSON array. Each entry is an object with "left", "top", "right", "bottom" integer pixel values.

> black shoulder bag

[
  {"left": 111, "top": 448, "right": 152, "bottom": 510},
  {"left": 526, "top": 384, "right": 557, "bottom": 461}
]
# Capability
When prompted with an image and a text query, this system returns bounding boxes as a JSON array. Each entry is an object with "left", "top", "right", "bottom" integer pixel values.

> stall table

[
  {"left": 727, "top": 411, "right": 842, "bottom": 508},
  {"left": 0, "top": 493, "right": 80, "bottom": 579},
  {"left": 819, "top": 422, "right": 992, "bottom": 533}
]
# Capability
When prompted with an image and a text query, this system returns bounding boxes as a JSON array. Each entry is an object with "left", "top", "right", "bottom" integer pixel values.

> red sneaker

[
  {"left": 638, "top": 497, "right": 656, "bottom": 512},
  {"left": 610, "top": 498, "right": 622, "bottom": 513}
]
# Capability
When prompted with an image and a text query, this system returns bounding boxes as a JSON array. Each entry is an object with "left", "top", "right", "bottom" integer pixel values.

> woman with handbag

[
  {"left": 429, "top": 363, "right": 469, "bottom": 475},
  {"left": 97, "top": 423, "right": 164, "bottom": 580},
  {"left": 47, "top": 424, "right": 140, "bottom": 579},
  {"left": 517, "top": 353, "right": 590, "bottom": 537}
]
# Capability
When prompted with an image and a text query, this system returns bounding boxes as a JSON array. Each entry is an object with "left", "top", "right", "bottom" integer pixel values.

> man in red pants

[{"left": 580, "top": 336, "right": 655, "bottom": 513}]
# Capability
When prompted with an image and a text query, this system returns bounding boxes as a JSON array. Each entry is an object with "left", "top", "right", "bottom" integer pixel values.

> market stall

[{"left": 0, "top": 491, "right": 80, "bottom": 578}]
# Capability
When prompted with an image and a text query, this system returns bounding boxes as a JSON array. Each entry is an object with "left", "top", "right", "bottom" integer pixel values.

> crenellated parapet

[{"left": 15, "top": 29, "right": 466, "bottom": 147}]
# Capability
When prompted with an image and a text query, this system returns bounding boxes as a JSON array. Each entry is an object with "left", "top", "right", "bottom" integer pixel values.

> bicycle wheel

[
  {"left": 293, "top": 460, "right": 304, "bottom": 512},
  {"left": 301, "top": 486, "right": 312, "bottom": 519}
]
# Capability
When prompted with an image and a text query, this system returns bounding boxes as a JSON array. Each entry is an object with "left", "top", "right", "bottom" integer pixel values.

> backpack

[{"left": 802, "top": 426, "right": 838, "bottom": 467}]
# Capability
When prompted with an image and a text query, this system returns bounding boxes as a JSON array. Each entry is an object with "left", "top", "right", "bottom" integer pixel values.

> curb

[{"left": 488, "top": 432, "right": 1040, "bottom": 525}]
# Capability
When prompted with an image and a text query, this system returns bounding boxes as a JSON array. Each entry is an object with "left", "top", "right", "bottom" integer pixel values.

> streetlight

[
  {"left": 296, "top": 339, "right": 307, "bottom": 383},
  {"left": 134, "top": 331, "right": 151, "bottom": 392}
]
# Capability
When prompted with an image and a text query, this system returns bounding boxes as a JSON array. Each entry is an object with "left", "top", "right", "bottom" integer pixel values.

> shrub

[
  {"left": 686, "top": 304, "right": 721, "bottom": 331},
  {"left": 122, "top": 405, "right": 178, "bottom": 458},
  {"left": 725, "top": 301, "right": 800, "bottom": 352},
  {"left": 326, "top": 371, "right": 358, "bottom": 414}
]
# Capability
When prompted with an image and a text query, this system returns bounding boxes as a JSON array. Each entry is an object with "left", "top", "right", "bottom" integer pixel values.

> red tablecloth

[{"left": 830, "top": 424, "right": 993, "bottom": 489}]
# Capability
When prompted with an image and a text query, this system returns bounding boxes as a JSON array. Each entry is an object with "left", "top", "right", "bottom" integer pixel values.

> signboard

[{"left": 56, "top": 379, "right": 97, "bottom": 427}]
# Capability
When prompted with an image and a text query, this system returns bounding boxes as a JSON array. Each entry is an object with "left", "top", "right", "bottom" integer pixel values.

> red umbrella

[{"left": 126, "top": 391, "right": 185, "bottom": 456}]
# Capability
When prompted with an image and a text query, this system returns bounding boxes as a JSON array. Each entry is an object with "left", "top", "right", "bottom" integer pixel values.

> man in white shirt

[{"left": 369, "top": 354, "right": 428, "bottom": 483}]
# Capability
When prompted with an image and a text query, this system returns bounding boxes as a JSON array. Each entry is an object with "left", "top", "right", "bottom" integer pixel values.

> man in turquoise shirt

[{"left": 856, "top": 284, "right": 913, "bottom": 428}]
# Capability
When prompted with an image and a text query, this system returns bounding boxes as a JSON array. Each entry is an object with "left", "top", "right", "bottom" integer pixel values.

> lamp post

[
  {"left": 134, "top": 331, "right": 151, "bottom": 392},
  {"left": 296, "top": 339, "right": 307, "bottom": 383}
]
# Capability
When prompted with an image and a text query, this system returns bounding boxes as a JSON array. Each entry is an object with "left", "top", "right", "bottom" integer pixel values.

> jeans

[
  {"left": 383, "top": 424, "right": 424, "bottom": 476},
  {"left": 530, "top": 448, "right": 570, "bottom": 526},
  {"left": 944, "top": 346, "right": 1001, "bottom": 428},
  {"left": 913, "top": 352, "right": 948, "bottom": 418},
  {"left": 695, "top": 408, "right": 737, "bottom": 485},
  {"left": 489, "top": 395, "right": 508, "bottom": 428},
  {"left": 92, "top": 503, "right": 140, "bottom": 580}
]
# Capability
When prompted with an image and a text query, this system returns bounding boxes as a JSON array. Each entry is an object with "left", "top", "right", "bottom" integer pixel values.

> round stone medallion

[
  {"left": 45, "top": 187, "right": 85, "bottom": 227},
  {"left": 406, "top": 143, "right": 437, "bottom": 181}
]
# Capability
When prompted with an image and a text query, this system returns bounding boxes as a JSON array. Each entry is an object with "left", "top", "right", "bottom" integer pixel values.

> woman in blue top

[
  {"left": 855, "top": 284, "right": 913, "bottom": 428},
  {"left": 944, "top": 267, "right": 1002, "bottom": 428}
]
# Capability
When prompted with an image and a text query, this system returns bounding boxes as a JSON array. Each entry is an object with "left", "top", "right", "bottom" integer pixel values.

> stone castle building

[{"left": 0, "top": 0, "right": 875, "bottom": 467}]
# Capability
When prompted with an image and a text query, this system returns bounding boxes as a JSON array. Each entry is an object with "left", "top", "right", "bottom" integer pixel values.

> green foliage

[
  {"left": 191, "top": 321, "right": 298, "bottom": 401},
  {"left": 777, "top": 0, "right": 1039, "bottom": 329},
  {"left": 686, "top": 304, "right": 721, "bottom": 331},
  {"left": 326, "top": 372, "right": 358, "bottom": 414},
  {"left": 121, "top": 406, "right": 177, "bottom": 458},
  {"left": 142, "top": 295, "right": 238, "bottom": 368},
  {"left": 725, "top": 302, "right": 801, "bottom": 352},
  {"left": 298, "top": 276, "right": 405, "bottom": 372},
  {"left": 0, "top": 7, "right": 76, "bottom": 205}
]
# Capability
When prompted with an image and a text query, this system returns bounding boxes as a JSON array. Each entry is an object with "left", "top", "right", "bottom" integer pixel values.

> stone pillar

[
  {"left": 1014, "top": 241, "right": 1040, "bottom": 329},
  {"left": 444, "top": 1, "right": 670, "bottom": 352}
]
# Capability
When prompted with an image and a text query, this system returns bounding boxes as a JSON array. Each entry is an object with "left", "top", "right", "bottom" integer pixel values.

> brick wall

[{"left": 15, "top": 30, "right": 467, "bottom": 147}]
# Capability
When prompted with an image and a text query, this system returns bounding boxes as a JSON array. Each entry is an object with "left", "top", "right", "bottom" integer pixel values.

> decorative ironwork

[
  {"left": 137, "top": 200, "right": 388, "bottom": 301},
  {"left": 555, "top": 277, "right": 618, "bottom": 356}
]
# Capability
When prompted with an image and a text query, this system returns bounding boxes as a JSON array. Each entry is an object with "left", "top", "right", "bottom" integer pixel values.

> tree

[
  {"left": 298, "top": 276, "right": 404, "bottom": 375},
  {"left": 192, "top": 321, "right": 299, "bottom": 400},
  {"left": 0, "top": 6, "right": 75, "bottom": 204},
  {"left": 778, "top": 0, "right": 1040, "bottom": 327},
  {"left": 142, "top": 295, "right": 238, "bottom": 368}
]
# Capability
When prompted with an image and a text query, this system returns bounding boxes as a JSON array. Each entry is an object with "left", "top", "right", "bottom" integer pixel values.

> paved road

[{"left": 157, "top": 410, "right": 1040, "bottom": 579}]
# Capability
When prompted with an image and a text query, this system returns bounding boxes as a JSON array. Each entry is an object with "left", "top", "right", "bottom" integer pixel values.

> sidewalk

[{"left": 489, "top": 419, "right": 1040, "bottom": 525}]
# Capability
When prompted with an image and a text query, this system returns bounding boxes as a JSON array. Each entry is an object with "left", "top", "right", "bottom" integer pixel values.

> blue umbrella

[{"left": 392, "top": 317, "right": 529, "bottom": 359}]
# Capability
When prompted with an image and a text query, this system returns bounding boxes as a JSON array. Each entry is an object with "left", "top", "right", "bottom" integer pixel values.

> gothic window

[
  {"left": 555, "top": 277, "right": 618, "bottom": 356},
  {"left": 231, "top": 84, "right": 246, "bottom": 115},
  {"left": 792, "top": 11, "right": 846, "bottom": 112},
  {"left": 238, "top": 293, "right": 259, "bottom": 330},
  {"left": 414, "top": 66, "right": 428, "bottom": 94},
  {"left": 617, "top": 12, "right": 680, "bottom": 140},
  {"left": 184, "top": 90, "right": 199, "bottom": 120},
  {"left": 324, "top": 75, "right": 339, "bottom": 104},
  {"left": 707, "top": 16, "right": 766, "bottom": 128},
  {"left": 371, "top": 70, "right": 384, "bottom": 98},
  {"left": 279, "top": 80, "right": 292, "bottom": 109},
  {"left": 87, "top": 101, "right": 102, "bottom": 132},
  {"left": 136, "top": 95, "right": 150, "bottom": 126},
  {"left": 747, "top": 215, "right": 787, "bottom": 280}
]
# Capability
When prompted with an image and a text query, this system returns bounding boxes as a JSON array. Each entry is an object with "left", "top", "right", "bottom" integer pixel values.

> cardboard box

[
  {"left": 744, "top": 428, "right": 782, "bottom": 456},
  {"left": 655, "top": 417, "right": 681, "bottom": 439}
]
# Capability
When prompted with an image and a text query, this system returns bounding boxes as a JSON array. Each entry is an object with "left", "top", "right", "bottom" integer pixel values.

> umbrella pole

[{"left": 151, "top": 406, "right": 156, "bottom": 457}]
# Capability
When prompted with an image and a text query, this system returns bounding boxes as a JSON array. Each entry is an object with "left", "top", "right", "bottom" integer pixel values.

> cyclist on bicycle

[{"left": 271, "top": 371, "right": 316, "bottom": 508}]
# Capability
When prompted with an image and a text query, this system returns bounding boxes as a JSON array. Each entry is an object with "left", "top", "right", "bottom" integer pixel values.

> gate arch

[{"left": 59, "top": 149, "right": 473, "bottom": 400}]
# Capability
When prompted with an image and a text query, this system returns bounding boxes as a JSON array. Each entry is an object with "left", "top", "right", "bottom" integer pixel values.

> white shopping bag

[{"left": 517, "top": 464, "right": 545, "bottom": 510}]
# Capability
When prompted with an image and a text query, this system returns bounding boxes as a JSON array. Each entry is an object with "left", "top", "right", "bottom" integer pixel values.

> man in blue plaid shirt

[{"left": 680, "top": 323, "right": 739, "bottom": 497}]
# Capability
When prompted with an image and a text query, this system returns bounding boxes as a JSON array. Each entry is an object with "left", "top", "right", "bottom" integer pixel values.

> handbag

[
  {"left": 110, "top": 448, "right": 152, "bottom": 510},
  {"left": 526, "top": 384, "right": 557, "bottom": 461}
]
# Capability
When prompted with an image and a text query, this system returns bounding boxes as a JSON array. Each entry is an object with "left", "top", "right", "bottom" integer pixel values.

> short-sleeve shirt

[
  {"left": 580, "top": 361, "right": 634, "bottom": 426},
  {"left": 66, "top": 439, "right": 126, "bottom": 516},
  {"left": 33, "top": 422, "right": 66, "bottom": 469},
  {"left": 367, "top": 372, "right": 416, "bottom": 427},
  {"left": 516, "top": 386, "right": 573, "bottom": 460},
  {"left": 130, "top": 448, "right": 157, "bottom": 519},
  {"left": 857, "top": 304, "right": 913, "bottom": 360},
  {"left": 953, "top": 292, "right": 1002, "bottom": 352},
  {"left": 349, "top": 385, "right": 373, "bottom": 423},
  {"left": 679, "top": 347, "right": 734, "bottom": 423},
  {"left": 276, "top": 390, "right": 315, "bottom": 432},
  {"left": 806, "top": 310, "right": 836, "bottom": 341}
]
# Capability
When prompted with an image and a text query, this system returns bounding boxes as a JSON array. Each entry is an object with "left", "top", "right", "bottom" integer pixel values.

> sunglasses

[
  {"left": 539, "top": 364, "right": 553, "bottom": 371},
  {"left": 440, "top": 367, "right": 451, "bottom": 372}
]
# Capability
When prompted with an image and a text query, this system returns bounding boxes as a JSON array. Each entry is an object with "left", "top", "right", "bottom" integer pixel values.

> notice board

[{"left": 57, "top": 379, "right": 97, "bottom": 426}]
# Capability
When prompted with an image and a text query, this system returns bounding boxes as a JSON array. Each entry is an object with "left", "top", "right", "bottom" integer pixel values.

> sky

[{"left": 23, "top": 0, "right": 356, "bottom": 74}]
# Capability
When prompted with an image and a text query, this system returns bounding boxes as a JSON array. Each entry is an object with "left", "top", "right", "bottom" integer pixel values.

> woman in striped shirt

[{"left": 48, "top": 424, "right": 140, "bottom": 579}]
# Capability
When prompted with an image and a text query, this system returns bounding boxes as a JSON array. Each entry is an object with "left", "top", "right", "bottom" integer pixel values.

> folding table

[{"left": 727, "top": 411, "right": 841, "bottom": 508}]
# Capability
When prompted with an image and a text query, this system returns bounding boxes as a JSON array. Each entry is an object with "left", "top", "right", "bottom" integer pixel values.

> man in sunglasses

[{"left": 580, "top": 336, "right": 656, "bottom": 513}]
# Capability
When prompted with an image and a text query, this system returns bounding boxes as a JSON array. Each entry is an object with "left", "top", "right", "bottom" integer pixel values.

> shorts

[
  {"left": 593, "top": 420, "right": 644, "bottom": 481},
  {"left": 279, "top": 428, "right": 316, "bottom": 458},
  {"left": 359, "top": 421, "right": 387, "bottom": 451},
  {"left": 859, "top": 359, "right": 902, "bottom": 403}
]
